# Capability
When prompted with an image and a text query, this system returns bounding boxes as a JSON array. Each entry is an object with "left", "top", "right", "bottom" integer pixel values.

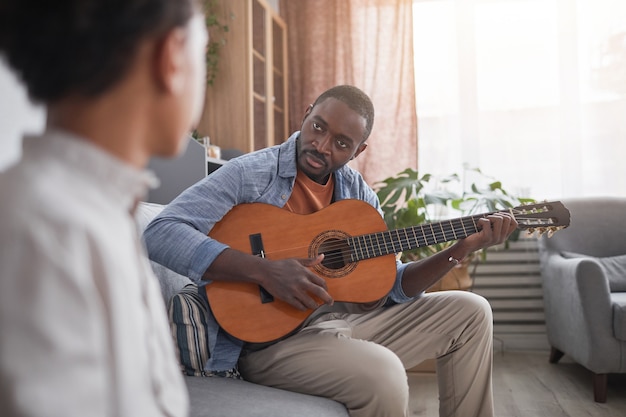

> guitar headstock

[{"left": 510, "top": 201, "right": 570, "bottom": 237}]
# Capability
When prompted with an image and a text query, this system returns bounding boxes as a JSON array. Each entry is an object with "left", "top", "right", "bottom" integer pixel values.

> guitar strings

[
  {"left": 257, "top": 214, "right": 550, "bottom": 265},
  {"left": 245, "top": 204, "right": 557, "bottom": 263},
  {"left": 256, "top": 204, "right": 557, "bottom": 263},
  {"left": 258, "top": 217, "right": 484, "bottom": 264}
]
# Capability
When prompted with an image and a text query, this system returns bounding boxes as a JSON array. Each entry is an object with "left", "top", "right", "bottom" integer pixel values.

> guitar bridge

[{"left": 249, "top": 233, "right": 274, "bottom": 304}]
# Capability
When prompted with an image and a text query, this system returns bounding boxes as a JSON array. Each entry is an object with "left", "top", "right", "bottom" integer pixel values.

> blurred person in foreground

[{"left": 0, "top": 0, "right": 209, "bottom": 415}]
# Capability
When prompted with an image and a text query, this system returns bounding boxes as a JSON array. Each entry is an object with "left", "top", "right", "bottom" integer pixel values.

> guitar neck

[{"left": 349, "top": 213, "right": 488, "bottom": 261}]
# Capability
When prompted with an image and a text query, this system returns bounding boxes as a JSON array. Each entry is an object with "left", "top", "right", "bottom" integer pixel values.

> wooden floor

[{"left": 407, "top": 350, "right": 626, "bottom": 416}]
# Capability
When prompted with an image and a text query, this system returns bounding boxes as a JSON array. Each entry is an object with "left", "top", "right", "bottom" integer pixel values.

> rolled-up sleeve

[{"left": 388, "top": 261, "right": 420, "bottom": 304}]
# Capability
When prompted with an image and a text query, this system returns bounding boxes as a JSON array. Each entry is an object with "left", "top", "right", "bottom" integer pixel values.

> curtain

[{"left": 280, "top": 0, "right": 417, "bottom": 186}]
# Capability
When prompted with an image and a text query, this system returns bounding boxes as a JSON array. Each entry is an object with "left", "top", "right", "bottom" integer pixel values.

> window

[{"left": 413, "top": 0, "right": 626, "bottom": 200}]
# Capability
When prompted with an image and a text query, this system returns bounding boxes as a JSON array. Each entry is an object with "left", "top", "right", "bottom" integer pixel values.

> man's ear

[
  {"left": 301, "top": 104, "right": 314, "bottom": 124},
  {"left": 154, "top": 28, "right": 188, "bottom": 94},
  {"left": 351, "top": 142, "right": 368, "bottom": 160}
]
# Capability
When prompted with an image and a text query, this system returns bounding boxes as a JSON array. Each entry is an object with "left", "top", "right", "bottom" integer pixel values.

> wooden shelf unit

[{"left": 197, "top": 0, "right": 288, "bottom": 154}]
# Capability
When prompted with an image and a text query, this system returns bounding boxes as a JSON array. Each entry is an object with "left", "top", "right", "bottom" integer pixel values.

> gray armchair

[{"left": 537, "top": 197, "right": 626, "bottom": 403}]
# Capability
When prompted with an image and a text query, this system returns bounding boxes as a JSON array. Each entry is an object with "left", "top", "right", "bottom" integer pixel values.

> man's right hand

[
  {"left": 260, "top": 254, "right": 335, "bottom": 310},
  {"left": 204, "top": 250, "right": 334, "bottom": 311}
]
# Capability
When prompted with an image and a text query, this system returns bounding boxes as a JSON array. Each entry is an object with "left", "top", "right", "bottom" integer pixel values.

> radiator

[{"left": 471, "top": 235, "right": 549, "bottom": 351}]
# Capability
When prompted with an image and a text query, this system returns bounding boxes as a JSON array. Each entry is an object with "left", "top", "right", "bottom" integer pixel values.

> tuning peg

[{"left": 546, "top": 226, "right": 560, "bottom": 238}]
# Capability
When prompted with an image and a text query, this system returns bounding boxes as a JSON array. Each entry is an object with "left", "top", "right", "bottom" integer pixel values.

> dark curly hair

[
  {"left": 0, "top": 0, "right": 200, "bottom": 103},
  {"left": 312, "top": 85, "right": 375, "bottom": 140}
]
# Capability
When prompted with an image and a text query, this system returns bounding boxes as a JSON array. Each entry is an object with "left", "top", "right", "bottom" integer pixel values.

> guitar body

[{"left": 205, "top": 199, "right": 397, "bottom": 343}]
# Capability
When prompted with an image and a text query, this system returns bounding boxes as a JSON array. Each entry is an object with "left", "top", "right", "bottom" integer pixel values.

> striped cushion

[{"left": 168, "top": 284, "right": 210, "bottom": 376}]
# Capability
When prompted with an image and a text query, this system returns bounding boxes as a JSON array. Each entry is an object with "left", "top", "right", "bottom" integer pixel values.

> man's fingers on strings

[{"left": 297, "top": 253, "right": 325, "bottom": 267}]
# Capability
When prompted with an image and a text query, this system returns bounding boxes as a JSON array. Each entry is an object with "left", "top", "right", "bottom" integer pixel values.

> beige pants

[{"left": 238, "top": 290, "right": 494, "bottom": 417}]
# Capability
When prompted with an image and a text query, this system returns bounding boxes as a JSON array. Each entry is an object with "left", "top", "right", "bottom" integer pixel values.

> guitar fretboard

[{"left": 347, "top": 214, "right": 485, "bottom": 261}]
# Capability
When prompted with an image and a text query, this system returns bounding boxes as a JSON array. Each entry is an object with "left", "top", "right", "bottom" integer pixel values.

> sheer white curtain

[{"left": 413, "top": 0, "right": 626, "bottom": 200}]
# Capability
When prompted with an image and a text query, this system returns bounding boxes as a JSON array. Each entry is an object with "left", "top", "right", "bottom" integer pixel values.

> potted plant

[{"left": 374, "top": 167, "right": 535, "bottom": 292}]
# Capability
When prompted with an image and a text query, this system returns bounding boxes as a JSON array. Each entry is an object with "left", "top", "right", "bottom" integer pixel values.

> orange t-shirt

[{"left": 283, "top": 170, "right": 334, "bottom": 215}]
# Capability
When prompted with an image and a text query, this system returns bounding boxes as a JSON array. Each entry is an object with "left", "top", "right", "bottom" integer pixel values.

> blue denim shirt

[{"left": 144, "top": 132, "right": 414, "bottom": 371}]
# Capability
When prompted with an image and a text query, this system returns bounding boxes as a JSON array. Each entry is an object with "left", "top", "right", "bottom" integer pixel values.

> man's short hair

[{"left": 313, "top": 85, "right": 375, "bottom": 140}]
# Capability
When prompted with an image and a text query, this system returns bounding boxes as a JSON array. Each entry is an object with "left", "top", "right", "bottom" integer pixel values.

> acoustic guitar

[{"left": 205, "top": 199, "right": 570, "bottom": 343}]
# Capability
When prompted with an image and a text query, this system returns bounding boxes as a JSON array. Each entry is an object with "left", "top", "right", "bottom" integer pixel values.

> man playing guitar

[{"left": 144, "top": 85, "right": 517, "bottom": 417}]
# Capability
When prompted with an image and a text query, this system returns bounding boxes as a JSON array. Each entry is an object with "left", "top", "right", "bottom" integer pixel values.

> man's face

[{"left": 297, "top": 98, "right": 368, "bottom": 184}]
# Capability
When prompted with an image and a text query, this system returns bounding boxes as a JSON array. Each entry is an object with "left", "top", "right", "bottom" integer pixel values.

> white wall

[{"left": 0, "top": 56, "right": 46, "bottom": 172}]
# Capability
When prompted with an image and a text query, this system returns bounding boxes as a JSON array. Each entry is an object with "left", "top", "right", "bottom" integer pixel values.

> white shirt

[{"left": 0, "top": 130, "right": 188, "bottom": 416}]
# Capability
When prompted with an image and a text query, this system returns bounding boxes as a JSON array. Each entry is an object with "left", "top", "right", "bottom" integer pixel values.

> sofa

[
  {"left": 537, "top": 197, "right": 626, "bottom": 403},
  {"left": 136, "top": 202, "right": 350, "bottom": 417}
]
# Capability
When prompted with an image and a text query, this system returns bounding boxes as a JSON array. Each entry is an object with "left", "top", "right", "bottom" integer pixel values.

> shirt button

[{"left": 281, "top": 194, "right": 287, "bottom": 200}]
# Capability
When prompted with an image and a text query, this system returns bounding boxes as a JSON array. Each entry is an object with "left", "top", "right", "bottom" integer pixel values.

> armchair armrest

[{"left": 541, "top": 253, "right": 619, "bottom": 371}]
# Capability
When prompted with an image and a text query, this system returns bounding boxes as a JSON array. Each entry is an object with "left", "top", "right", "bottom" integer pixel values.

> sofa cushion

[
  {"left": 151, "top": 260, "right": 194, "bottom": 305},
  {"left": 185, "top": 376, "right": 349, "bottom": 417},
  {"left": 169, "top": 284, "right": 211, "bottom": 376},
  {"left": 135, "top": 201, "right": 165, "bottom": 230},
  {"left": 135, "top": 202, "right": 193, "bottom": 304},
  {"left": 612, "top": 292, "right": 626, "bottom": 341},
  {"left": 561, "top": 252, "right": 626, "bottom": 292}
]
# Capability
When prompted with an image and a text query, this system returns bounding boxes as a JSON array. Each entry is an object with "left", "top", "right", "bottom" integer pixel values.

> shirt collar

[{"left": 277, "top": 132, "right": 300, "bottom": 179}]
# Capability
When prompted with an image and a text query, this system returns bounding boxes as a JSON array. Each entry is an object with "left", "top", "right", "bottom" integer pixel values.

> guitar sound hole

[{"left": 318, "top": 239, "right": 350, "bottom": 270}]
